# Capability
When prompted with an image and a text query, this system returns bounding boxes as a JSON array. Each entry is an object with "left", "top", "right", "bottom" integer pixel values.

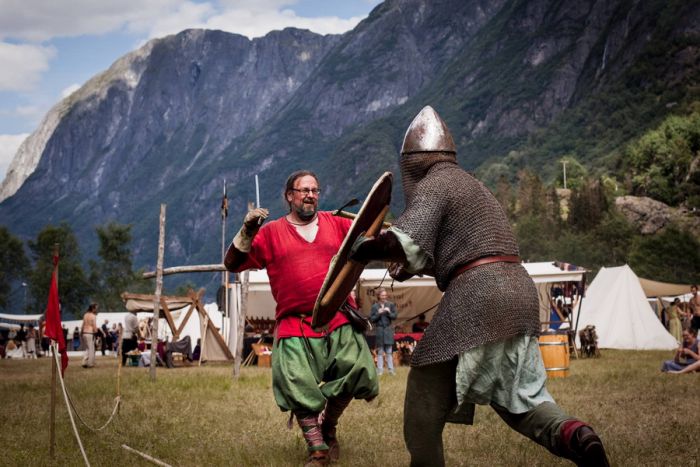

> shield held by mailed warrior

[{"left": 312, "top": 172, "right": 393, "bottom": 329}]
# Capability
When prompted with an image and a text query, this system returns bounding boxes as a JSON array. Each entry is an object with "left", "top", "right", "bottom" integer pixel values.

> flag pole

[
  {"left": 221, "top": 180, "right": 228, "bottom": 343},
  {"left": 49, "top": 243, "right": 59, "bottom": 459}
]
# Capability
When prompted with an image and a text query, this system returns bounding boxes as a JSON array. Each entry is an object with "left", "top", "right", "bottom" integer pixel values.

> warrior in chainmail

[{"left": 351, "top": 106, "right": 609, "bottom": 467}]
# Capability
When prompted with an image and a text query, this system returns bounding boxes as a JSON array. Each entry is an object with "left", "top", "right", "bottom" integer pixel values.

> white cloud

[
  {"left": 128, "top": 1, "right": 214, "bottom": 39},
  {"left": 0, "top": 0, "right": 184, "bottom": 42},
  {"left": 61, "top": 84, "right": 81, "bottom": 99},
  {"left": 0, "top": 42, "right": 55, "bottom": 91},
  {"left": 200, "top": 8, "right": 365, "bottom": 39},
  {"left": 0, "top": 133, "right": 29, "bottom": 181},
  {"left": 0, "top": 1, "right": 367, "bottom": 42}
]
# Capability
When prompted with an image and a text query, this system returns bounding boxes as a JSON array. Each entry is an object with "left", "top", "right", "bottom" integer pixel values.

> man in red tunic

[{"left": 225, "top": 170, "right": 378, "bottom": 466}]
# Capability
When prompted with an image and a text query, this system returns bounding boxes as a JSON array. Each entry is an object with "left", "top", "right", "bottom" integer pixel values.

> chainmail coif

[{"left": 395, "top": 161, "right": 540, "bottom": 367}]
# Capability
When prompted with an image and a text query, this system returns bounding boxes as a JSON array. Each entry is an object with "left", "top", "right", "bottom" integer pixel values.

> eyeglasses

[{"left": 290, "top": 188, "right": 321, "bottom": 196}]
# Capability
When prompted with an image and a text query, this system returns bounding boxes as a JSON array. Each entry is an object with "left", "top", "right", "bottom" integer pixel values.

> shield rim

[{"left": 311, "top": 172, "right": 392, "bottom": 329}]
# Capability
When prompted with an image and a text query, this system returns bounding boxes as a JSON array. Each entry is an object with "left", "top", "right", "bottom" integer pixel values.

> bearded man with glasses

[{"left": 225, "top": 170, "right": 378, "bottom": 466}]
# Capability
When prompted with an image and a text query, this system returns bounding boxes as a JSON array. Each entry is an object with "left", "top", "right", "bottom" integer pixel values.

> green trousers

[
  {"left": 272, "top": 324, "right": 379, "bottom": 413},
  {"left": 404, "top": 359, "right": 573, "bottom": 467}
]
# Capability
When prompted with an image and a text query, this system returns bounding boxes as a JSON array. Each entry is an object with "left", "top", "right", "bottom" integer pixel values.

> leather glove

[
  {"left": 349, "top": 231, "right": 407, "bottom": 264},
  {"left": 389, "top": 263, "right": 414, "bottom": 282},
  {"left": 234, "top": 207, "right": 269, "bottom": 252},
  {"left": 243, "top": 208, "right": 269, "bottom": 231},
  {"left": 349, "top": 234, "right": 374, "bottom": 264}
]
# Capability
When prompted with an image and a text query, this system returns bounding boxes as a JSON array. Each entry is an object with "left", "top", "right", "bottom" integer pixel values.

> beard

[{"left": 294, "top": 202, "right": 317, "bottom": 221}]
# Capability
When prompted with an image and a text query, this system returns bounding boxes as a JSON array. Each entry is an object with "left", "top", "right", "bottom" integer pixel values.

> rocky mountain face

[
  {"left": 615, "top": 196, "right": 700, "bottom": 236},
  {"left": 1, "top": 0, "right": 698, "bottom": 290}
]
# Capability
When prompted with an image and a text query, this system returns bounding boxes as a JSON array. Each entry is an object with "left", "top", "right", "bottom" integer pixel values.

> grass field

[{"left": 0, "top": 349, "right": 696, "bottom": 466}]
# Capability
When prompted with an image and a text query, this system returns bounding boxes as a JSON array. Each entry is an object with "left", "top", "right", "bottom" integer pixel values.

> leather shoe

[
  {"left": 572, "top": 426, "right": 610, "bottom": 467},
  {"left": 304, "top": 450, "right": 330, "bottom": 467}
]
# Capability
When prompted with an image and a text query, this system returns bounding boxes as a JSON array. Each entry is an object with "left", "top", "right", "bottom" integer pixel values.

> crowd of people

[
  {"left": 661, "top": 285, "right": 700, "bottom": 374},
  {"left": 0, "top": 323, "right": 39, "bottom": 359},
  {"left": 660, "top": 285, "right": 700, "bottom": 342}
]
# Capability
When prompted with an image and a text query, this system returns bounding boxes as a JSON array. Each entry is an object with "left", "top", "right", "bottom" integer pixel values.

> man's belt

[{"left": 450, "top": 255, "right": 521, "bottom": 282}]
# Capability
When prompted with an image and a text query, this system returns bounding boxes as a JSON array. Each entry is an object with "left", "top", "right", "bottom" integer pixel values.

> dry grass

[{"left": 0, "top": 349, "right": 697, "bottom": 466}]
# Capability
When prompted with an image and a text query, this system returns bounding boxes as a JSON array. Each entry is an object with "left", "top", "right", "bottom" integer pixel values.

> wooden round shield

[{"left": 311, "top": 172, "right": 393, "bottom": 329}]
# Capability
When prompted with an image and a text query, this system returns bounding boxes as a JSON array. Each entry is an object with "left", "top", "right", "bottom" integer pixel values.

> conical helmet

[
  {"left": 401, "top": 106, "right": 456, "bottom": 154},
  {"left": 400, "top": 106, "right": 457, "bottom": 203}
]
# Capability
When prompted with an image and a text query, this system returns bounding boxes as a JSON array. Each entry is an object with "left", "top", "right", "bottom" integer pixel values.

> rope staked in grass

[
  {"left": 122, "top": 444, "right": 173, "bottom": 467},
  {"left": 60, "top": 336, "right": 123, "bottom": 433},
  {"left": 65, "top": 392, "right": 121, "bottom": 432},
  {"left": 52, "top": 343, "right": 91, "bottom": 467}
]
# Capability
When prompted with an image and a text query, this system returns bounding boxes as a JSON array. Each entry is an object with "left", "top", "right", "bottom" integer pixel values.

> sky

[{"left": 0, "top": 0, "right": 382, "bottom": 181}]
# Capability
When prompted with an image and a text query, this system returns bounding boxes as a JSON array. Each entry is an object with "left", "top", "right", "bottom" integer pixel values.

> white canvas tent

[
  {"left": 0, "top": 312, "right": 43, "bottom": 322},
  {"left": 573, "top": 265, "right": 677, "bottom": 350}
]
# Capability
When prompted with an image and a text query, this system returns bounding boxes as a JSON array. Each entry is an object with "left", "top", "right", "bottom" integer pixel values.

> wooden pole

[
  {"left": 150, "top": 204, "right": 166, "bottom": 382},
  {"left": 198, "top": 314, "right": 209, "bottom": 367},
  {"left": 142, "top": 264, "right": 226, "bottom": 279},
  {"left": 49, "top": 242, "right": 59, "bottom": 459},
  {"left": 233, "top": 271, "right": 249, "bottom": 378},
  {"left": 122, "top": 444, "right": 172, "bottom": 467},
  {"left": 221, "top": 180, "right": 228, "bottom": 343}
]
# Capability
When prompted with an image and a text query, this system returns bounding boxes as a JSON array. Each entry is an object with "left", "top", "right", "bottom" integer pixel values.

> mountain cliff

[{"left": 1, "top": 0, "right": 698, "bottom": 291}]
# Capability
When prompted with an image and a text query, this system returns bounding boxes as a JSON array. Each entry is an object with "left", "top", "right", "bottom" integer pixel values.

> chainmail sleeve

[{"left": 393, "top": 173, "right": 448, "bottom": 277}]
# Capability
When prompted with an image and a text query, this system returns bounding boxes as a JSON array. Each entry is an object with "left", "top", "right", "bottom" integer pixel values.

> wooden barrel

[{"left": 538, "top": 332, "right": 570, "bottom": 378}]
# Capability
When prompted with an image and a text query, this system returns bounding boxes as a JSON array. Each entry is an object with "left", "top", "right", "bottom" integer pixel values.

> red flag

[{"left": 44, "top": 254, "right": 68, "bottom": 375}]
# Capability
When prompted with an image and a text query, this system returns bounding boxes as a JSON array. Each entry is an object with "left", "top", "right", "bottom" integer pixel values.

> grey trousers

[
  {"left": 82, "top": 333, "right": 96, "bottom": 367},
  {"left": 403, "top": 359, "right": 572, "bottom": 467}
]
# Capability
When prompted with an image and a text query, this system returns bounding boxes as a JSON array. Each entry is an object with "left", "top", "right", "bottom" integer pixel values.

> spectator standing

[
  {"left": 100, "top": 319, "right": 111, "bottom": 356},
  {"left": 668, "top": 298, "right": 683, "bottom": 343},
  {"left": 110, "top": 323, "right": 118, "bottom": 354},
  {"left": 370, "top": 288, "right": 398, "bottom": 375},
  {"left": 40, "top": 322, "right": 50, "bottom": 357},
  {"left": 690, "top": 285, "right": 700, "bottom": 331},
  {"left": 25, "top": 324, "right": 37, "bottom": 358},
  {"left": 72, "top": 327, "right": 80, "bottom": 351},
  {"left": 122, "top": 310, "right": 139, "bottom": 366},
  {"left": 81, "top": 303, "right": 98, "bottom": 368}
]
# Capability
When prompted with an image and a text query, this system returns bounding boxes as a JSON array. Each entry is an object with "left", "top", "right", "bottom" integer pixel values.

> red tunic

[{"left": 232, "top": 211, "right": 353, "bottom": 338}]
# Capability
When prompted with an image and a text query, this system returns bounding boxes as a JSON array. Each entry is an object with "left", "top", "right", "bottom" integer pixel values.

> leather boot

[
  {"left": 304, "top": 450, "right": 330, "bottom": 467},
  {"left": 297, "top": 413, "right": 329, "bottom": 466},
  {"left": 319, "top": 394, "right": 353, "bottom": 462},
  {"left": 561, "top": 421, "right": 610, "bottom": 467}
]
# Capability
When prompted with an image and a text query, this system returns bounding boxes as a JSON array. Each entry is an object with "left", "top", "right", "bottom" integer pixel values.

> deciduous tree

[
  {"left": 27, "top": 223, "right": 90, "bottom": 319},
  {"left": 0, "top": 226, "right": 30, "bottom": 310},
  {"left": 89, "top": 223, "right": 140, "bottom": 313}
]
